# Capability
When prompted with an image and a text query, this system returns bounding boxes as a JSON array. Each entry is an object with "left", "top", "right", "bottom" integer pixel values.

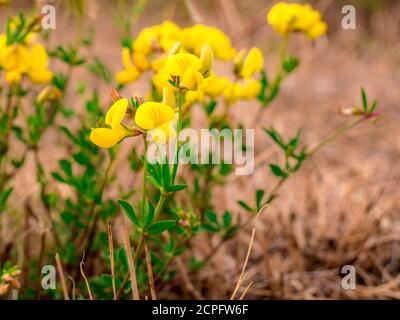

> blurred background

[{"left": 1, "top": 0, "right": 400, "bottom": 299}]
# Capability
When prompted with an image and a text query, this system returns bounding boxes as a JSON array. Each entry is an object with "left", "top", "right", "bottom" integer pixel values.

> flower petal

[
  {"left": 105, "top": 98, "right": 128, "bottom": 128},
  {"left": 90, "top": 127, "right": 126, "bottom": 148},
  {"left": 165, "top": 53, "right": 201, "bottom": 76},
  {"left": 135, "top": 102, "right": 175, "bottom": 130}
]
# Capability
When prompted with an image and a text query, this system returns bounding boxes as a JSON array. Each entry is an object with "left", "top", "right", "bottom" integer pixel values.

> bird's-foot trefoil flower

[
  {"left": 90, "top": 98, "right": 142, "bottom": 148},
  {"left": 135, "top": 90, "right": 176, "bottom": 144}
]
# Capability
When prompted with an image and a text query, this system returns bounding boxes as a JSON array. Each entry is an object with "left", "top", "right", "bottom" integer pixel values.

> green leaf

[
  {"left": 118, "top": 200, "right": 140, "bottom": 227},
  {"left": 117, "top": 247, "right": 128, "bottom": 271},
  {"left": 264, "top": 127, "right": 285, "bottom": 150},
  {"left": 147, "top": 220, "right": 176, "bottom": 235},
  {"left": 238, "top": 200, "right": 253, "bottom": 213},
  {"left": 205, "top": 99, "right": 217, "bottom": 115},
  {"left": 269, "top": 164, "right": 286, "bottom": 177},
  {"left": 369, "top": 100, "right": 378, "bottom": 113},
  {"left": 51, "top": 172, "right": 66, "bottom": 183},
  {"left": 361, "top": 88, "right": 367, "bottom": 112},
  {"left": 59, "top": 159, "right": 72, "bottom": 177},
  {"left": 223, "top": 211, "right": 232, "bottom": 228},
  {"left": 256, "top": 189, "right": 265, "bottom": 209},
  {"left": 60, "top": 211, "right": 75, "bottom": 224},
  {"left": 206, "top": 210, "right": 218, "bottom": 224},
  {"left": 282, "top": 56, "right": 299, "bottom": 73},
  {"left": 168, "top": 184, "right": 188, "bottom": 193},
  {"left": 143, "top": 200, "right": 155, "bottom": 228},
  {"left": 202, "top": 223, "right": 220, "bottom": 233},
  {"left": 0, "top": 187, "right": 13, "bottom": 211},
  {"left": 147, "top": 176, "right": 163, "bottom": 190},
  {"left": 161, "top": 162, "right": 171, "bottom": 189},
  {"left": 73, "top": 152, "right": 90, "bottom": 165}
]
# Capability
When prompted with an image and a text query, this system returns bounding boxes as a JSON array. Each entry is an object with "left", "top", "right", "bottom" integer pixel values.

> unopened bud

[
  {"left": 199, "top": 43, "right": 213, "bottom": 78},
  {"left": 233, "top": 48, "right": 246, "bottom": 76},
  {"left": 36, "top": 86, "right": 61, "bottom": 103},
  {"left": 168, "top": 41, "right": 182, "bottom": 59}
]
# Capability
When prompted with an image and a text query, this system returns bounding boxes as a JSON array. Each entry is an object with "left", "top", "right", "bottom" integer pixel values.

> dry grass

[{"left": 1, "top": 0, "right": 400, "bottom": 299}]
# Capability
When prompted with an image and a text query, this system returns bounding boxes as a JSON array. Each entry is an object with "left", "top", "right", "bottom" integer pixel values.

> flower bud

[
  {"left": 168, "top": 41, "right": 182, "bottom": 59},
  {"left": 233, "top": 49, "right": 246, "bottom": 76},
  {"left": 36, "top": 85, "right": 61, "bottom": 103},
  {"left": 199, "top": 43, "right": 213, "bottom": 78}
]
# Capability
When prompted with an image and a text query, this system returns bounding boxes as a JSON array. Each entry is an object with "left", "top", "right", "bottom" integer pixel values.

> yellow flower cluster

[
  {"left": 186, "top": 47, "right": 264, "bottom": 105},
  {"left": 115, "top": 21, "right": 237, "bottom": 85},
  {"left": 92, "top": 22, "right": 266, "bottom": 148},
  {"left": 267, "top": 2, "right": 327, "bottom": 40},
  {"left": 90, "top": 87, "right": 177, "bottom": 148},
  {"left": 0, "top": 33, "right": 53, "bottom": 84}
]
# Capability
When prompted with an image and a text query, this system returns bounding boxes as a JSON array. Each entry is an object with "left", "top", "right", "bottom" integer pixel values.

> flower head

[
  {"left": 240, "top": 47, "right": 264, "bottom": 79},
  {"left": 115, "top": 47, "right": 141, "bottom": 84},
  {"left": 165, "top": 52, "right": 203, "bottom": 91},
  {"left": 90, "top": 98, "right": 137, "bottom": 148},
  {"left": 267, "top": 2, "right": 327, "bottom": 39},
  {"left": 135, "top": 101, "right": 176, "bottom": 144}
]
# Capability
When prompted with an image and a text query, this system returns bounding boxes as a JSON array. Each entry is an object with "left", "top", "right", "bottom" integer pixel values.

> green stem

[
  {"left": 307, "top": 117, "right": 364, "bottom": 158},
  {"left": 171, "top": 89, "right": 184, "bottom": 184},
  {"left": 141, "top": 136, "right": 148, "bottom": 216},
  {"left": 116, "top": 193, "right": 168, "bottom": 299}
]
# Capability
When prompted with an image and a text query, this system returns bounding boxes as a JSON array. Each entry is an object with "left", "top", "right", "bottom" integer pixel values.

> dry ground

[{"left": 1, "top": 0, "right": 400, "bottom": 299}]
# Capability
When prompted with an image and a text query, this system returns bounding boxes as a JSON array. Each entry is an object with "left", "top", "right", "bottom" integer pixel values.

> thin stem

[
  {"left": 123, "top": 217, "right": 140, "bottom": 300},
  {"left": 55, "top": 253, "right": 70, "bottom": 300},
  {"left": 107, "top": 221, "right": 117, "bottom": 300},
  {"left": 171, "top": 89, "right": 184, "bottom": 184},
  {"left": 144, "top": 244, "right": 157, "bottom": 300},
  {"left": 201, "top": 116, "right": 370, "bottom": 266},
  {"left": 116, "top": 193, "right": 167, "bottom": 299},
  {"left": 141, "top": 136, "right": 148, "bottom": 216},
  {"left": 307, "top": 117, "right": 365, "bottom": 158}
]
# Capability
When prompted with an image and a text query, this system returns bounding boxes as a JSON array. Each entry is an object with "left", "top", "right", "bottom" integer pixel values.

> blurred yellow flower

[
  {"left": 0, "top": 32, "right": 53, "bottom": 84},
  {"left": 238, "top": 79, "right": 261, "bottom": 99},
  {"left": 27, "top": 43, "right": 53, "bottom": 84},
  {"left": 267, "top": 2, "right": 327, "bottom": 39},
  {"left": 181, "top": 24, "right": 236, "bottom": 60},
  {"left": 90, "top": 98, "right": 133, "bottom": 148},
  {"left": 115, "top": 47, "right": 140, "bottom": 84},
  {"left": 2, "top": 44, "right": 30, "bottom": 84},
  {"left": 240, "top": 47, "right": 264, "bottom": 79}
]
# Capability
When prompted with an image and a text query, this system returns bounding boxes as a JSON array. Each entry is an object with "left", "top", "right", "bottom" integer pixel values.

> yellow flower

[
  {"left": 90, "top": 98, "right": 133, "bottom": 148},
  {"left": 2, "top": 43, "right": 31, "bottom": 84},
  {"left": 202, "top": 74, "right": 229, "bottom": 98},
  {"left": 27, "top": 43, "right": 53, "bottom": 84},
  {"left": 133, "top": 51, "right": 150, "bottom": 71},
  {"left": 152, "top": 68, "right": 173, "bottom": 92},
  {"left": 0, "top": 34, "right": 7, "bottom": 66},
  {"left": 239, "top": 80, "right": 261, "bottom": 99},
  {"left": 115, "top": 47, "right": 140, "bottom": 84},
  {"left": 305, "top": 21, "right": 328, "bottom": 40},
  {"left": 240, "top": 47, "right": 264, "bottom": 79},
  {"left": 135, "top": 101, "right": 176, "bottom": 144},
  {"left": 181, "top": 24, "right": 236, "bottom": 60},
  {"left": 267, "top": 2, "right": 327, "bottom": 39},
  {"left": 223, "top": 82, "right": 242, "bottom": 104},
  {"left": 165, "top": 52, "right": 203, "bottom": 91}
]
